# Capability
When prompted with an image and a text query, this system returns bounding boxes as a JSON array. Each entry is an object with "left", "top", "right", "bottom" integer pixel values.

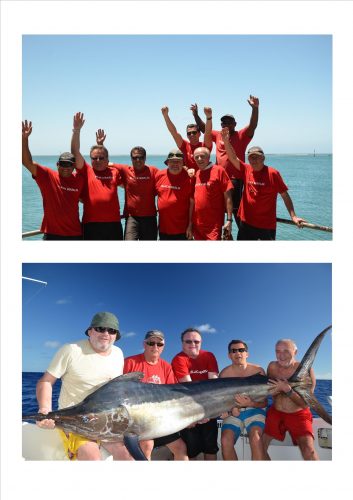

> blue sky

[
  {"left": 22, "top": 263, "right": 332, "bottom": 378},
  {"left": 22, "top": 35, "right": 332, "bottom": 155}
]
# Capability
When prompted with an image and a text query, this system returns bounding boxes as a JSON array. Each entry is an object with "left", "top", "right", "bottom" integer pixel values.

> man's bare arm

[
  {"left": 280, "top": 191, "right": 306, "bottom": 227},
  {"left": 36, "top": 371, "right": 57, "bottom": 428},
  {"left": 246, "top": 95, "right": 259, "bottom": 137},
  {"left": 161, "top": 106, "right": 183, "bottom": 148},
  {"left": 71, "top": 112, "right": 86, "bottom": 170},
  {"left": 221, "top": 128, "right": 240, "bottom": 170},
  {"left": 203, "top": 106, "right": 213, "bottom": 149},
  {"left": 190, "top": 103, "right": 206, "bottom": 134},
  {"left": 22, "top": 120, "right": 38, "bottom": 176}
]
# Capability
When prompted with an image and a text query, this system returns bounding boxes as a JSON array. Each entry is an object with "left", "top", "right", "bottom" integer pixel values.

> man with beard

[{"left": 35, "top": 312, "right": 132, "bottom": 460}]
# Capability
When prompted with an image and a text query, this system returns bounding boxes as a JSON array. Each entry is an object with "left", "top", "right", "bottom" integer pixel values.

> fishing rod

[
  {"left": 22, "top": 276, "right": 48, "bottom": 285},
  {"left": 276, "top": 218, "right": 332, "bottom": 233}
]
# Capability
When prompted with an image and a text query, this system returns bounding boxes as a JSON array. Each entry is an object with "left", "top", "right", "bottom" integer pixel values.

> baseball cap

[
  {"left": 220, "top": 114, "right": 236, "bottom": 122},
  {"left": 144, "top": 330, "right": 165, "bottom": 341},
  {"left": 247, "top": 146, "right": 265, "bottom": 156},
  {"left": 58, "top": 152, "right": 75, "bottom": 164}
]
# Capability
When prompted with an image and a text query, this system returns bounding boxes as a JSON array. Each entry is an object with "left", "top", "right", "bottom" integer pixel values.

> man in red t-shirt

[
  {"left": 124, "top": 330, "right": 188, "bottom": 461},
  {"left": 22, "top": 120, "right": 84, "bottom": 240},
  {"left": 171, "top": 328, "right": 219, "bottom": 460},
  {"left": 192, "top": 97, "right": 259, "bottom": 225},
  {"left": 155, "top": 149, "right": 193, "bottom": 240},
  {"left": 222, "top": 128, "right": 305, "bottom": 240},
  {"left": 192, "top": 146, "right": 234, "bottom": 240},
  {"left": 71, "top": 113, "right": 123, "bottom": 240},
  {"left": 161, "top": 105, "right": 213, "bottom": 174}
]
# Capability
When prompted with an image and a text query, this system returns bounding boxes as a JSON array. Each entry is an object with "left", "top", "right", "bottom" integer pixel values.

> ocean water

[
  {"left": 22, "top": 372, "right": 332, "bottom": 419},
  {"left": 22, "top": 154, "right": 332, "bottom": 240}
]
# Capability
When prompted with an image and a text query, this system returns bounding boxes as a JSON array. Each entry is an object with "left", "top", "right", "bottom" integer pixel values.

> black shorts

[
  {"left": 159, "top": 232, "right": 188, "bottom": 241},
  {"left": 43, "top": 233, "right": 82, "bottom": 240},
  {"left": 237, "top": 221, "right": 276, "bottom": 240},
  {"left": 180, "top": 418, "right": 219, "bottom": 458},
  {"left": 153, "top": 432, "right": 182, "bottom": 448},
  {"left": 124, "top": 216, "right": 157, "bottom": 240},
  {"left": 83, "top": 222, "right": 123, "bottom": 240}
]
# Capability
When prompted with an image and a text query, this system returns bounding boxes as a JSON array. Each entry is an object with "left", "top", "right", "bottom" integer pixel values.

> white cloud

[
  {"left": 55, "top": 297, "right": 71, "bottom": 305},
  {"left": 122, "top": 331, "right": 136, "bottom": 338},
  {"left": 196, "top": 323, "right": 217, "bottom": 334},
  {"left": 44, "top": 341, "right": 61, "bottom": 349}
]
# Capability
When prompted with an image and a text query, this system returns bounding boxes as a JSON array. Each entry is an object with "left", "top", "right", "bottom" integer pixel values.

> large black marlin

[{"left": 23, "top": 325, "right": 332, "bottom": 460}]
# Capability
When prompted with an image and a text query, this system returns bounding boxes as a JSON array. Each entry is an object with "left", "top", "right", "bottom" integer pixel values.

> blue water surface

[{"left": 22, "top": 154, "right": 332, "bottom": 241}]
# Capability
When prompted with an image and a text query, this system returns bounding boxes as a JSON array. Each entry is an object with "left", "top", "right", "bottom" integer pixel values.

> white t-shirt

[{"left": 47, "top": 339, "right": 124, "bottom": 409}]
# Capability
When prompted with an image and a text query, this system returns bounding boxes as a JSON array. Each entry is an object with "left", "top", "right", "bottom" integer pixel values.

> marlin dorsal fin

[{"left": 115, "top": 372, "right": 145, "bottom": 382}]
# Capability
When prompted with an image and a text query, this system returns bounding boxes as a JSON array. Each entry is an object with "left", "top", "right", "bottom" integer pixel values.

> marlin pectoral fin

[{"left": 123, "top": 433, "right": 148, "bottom": 461}]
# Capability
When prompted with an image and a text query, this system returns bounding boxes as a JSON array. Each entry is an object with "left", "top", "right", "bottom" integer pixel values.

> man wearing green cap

[{"left": 35, "top": 312, "right": 132, "bottom": 460}]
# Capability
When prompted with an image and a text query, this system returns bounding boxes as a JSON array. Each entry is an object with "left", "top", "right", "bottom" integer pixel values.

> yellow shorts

[{"left": 58, "top": 430, "right": 100, "bottom": 461}]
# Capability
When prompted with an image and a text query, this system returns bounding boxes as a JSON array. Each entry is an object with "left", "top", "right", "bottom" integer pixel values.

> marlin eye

[{"left": 82, "top": 416, "right": 90, "bottom": 423}]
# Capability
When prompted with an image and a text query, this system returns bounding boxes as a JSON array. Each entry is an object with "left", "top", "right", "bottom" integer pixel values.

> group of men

[
  {"left": 22, "top": 96, "right": 305, "bottom": 241},
  {"left": 36, "top": 311, "right": 319, "bottom": 461}
]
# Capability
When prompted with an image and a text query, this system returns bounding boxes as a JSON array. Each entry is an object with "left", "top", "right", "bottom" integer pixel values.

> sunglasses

[
  {"left": 168, "top": 153, "right": 183, "bottom": 159},
  {"left": 145, "top": 341, "right": 164, "bottom": 347},
  {"left": 187, "top": 131, "right": 198, "bottom": 136},
  {"left": 93, "top": 327, "right": 118, "bottom": 335},
  {"left": 131, "top": 155, "right": 145, "bottom": 161},
  {"left": 183, "top": 340, "right": 201, "bottom": 345},
  {"left": 58, "top": 161, "right": 74, "bottom": 168},
  {"left": 230, "top": 348, "right": 247, "bottom": 353},
  {"left": 90, "top": 156, "right": 106, "bottom": 161}
]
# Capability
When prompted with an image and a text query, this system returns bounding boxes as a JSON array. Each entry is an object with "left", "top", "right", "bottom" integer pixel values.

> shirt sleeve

[
  {"left": 46, "top": 344, "right": 73, "bottom": 379},
  {"left": 238, "top": 126, "right": 253, "bottom": 144},
  {"left": 273, "top": 170, "right": 288, "bottom": 193},
  {"left": 171, "top": 355, "right": 189, "bottom": 381},
  {"left": 208, "top": 352, "right": 219, "bottom": 374}
]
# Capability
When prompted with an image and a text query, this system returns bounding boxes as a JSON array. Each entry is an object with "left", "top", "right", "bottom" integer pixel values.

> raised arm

[
  {"left": 246, "top": 95, "right": 259, "bottom": 137},
  {"left": 190, "top": 103, "right": 206, "bottom": 134},
  {"left": 280, "top": 191, "right": 306, "bottom": 227},
  {"left": 71, "top": 112, "right": 86, "bottom": 170},
  {"left": 221, "top": 128, "right": 240, "bottom": 170},
  {"left": 36, "top": 371, "right": 57, "bottom": 428},
  {"left": 161, "top": 106, "right": 183, "bottom": 148},
  {"left": 22, "top": 120, "right": 38, "bottom": 176},
  {"left": 203, "top": 106, "right": 213, "bottom": 149}
]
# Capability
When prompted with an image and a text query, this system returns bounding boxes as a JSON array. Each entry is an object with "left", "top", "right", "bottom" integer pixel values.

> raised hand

[
  {"left": 161, "top": 106, "right": 169, "bottom": 116},
  {"left": 221, "top": 127, "right": 230, "bottom": 142},
  {"left": 96, "top": 129, "right": 106, "bottom": 146},
  {"left": 22, "top": 120, "right": 32, "bottom": 138},
  {"left": 247, "top": 95, "right": 259, "bottom": 108},
  {"left": 190, "top": 103, "right": 198, "bottom": 115},
  {"left": 204, "top": 106, "right": 212, "bottom": 119},
  {"left": 73, "top": 112, "right": 85, "bottom": 130}
]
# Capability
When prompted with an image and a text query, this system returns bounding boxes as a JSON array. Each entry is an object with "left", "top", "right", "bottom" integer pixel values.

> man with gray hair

[{"left": 263, "top": 338, "right": 318, "bottom": 460}]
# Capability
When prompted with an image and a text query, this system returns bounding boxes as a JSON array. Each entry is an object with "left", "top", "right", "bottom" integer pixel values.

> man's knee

[
  {"left": 221, "top": 429, "right": 236, "bottom": 448},
  {"left": 77, "top": 441, "right": 101, "bottom": 460},
  {"left": 297, "top": 436, "right": 318, "bottom": 460}
]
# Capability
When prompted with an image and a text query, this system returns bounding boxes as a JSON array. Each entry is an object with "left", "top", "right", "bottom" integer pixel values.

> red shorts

[
  {"left": 264, "top": 406, "right": 314, "bottom": 445},
  {"left": 193, "top": 224, "right": 222, "bottom": 241}
]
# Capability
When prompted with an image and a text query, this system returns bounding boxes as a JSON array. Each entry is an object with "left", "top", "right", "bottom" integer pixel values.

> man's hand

[
  {"left": 186, "top": 222, "right": 193, "bottom": 240},
  {"left": 234, "top": 394, "right": 253, "bottom": 407},
  {"left": 221, "top": 127, "right": 230, "bottom": 142},
  {"left": 73, "top": 112, "right": 85, "bottom": 130},
  {"left": 222, "top": 220, "right": 232, "bottom": 238},
  {"left": 292, "top": 215, "right": 306, "bottom": 228},
  {"left": 96, "top": 129, "right": 106, "bottom": 146},
  {"left": 36, "top": 408, "right": 56, "bottom": 429},
  {"left": 22, "top": 120, "right": 32, "bottom": 139},
  {"left": 268, "top": 378, "right": 292, "bottom": 395},
  {"left": 204, "top": 106, "right": 212, "bottom": 119},
  {"left": 161, "top": 106, "right": 169, "bottom": 116},
  {"left": 190, "top": 103, "right": 199, "bottom": 115},
  {"left": 247, "top": 95, "right": 259, "bottom": 108}
]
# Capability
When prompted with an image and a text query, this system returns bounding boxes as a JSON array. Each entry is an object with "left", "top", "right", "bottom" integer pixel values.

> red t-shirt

[
  {"left": 179, "top": 139, "right": 213, "bottom": 171},
  {"left": 212, "top": 126, "right": 252, "bottom": 174},
  {"left": 192, "top": 164, "right": 233, "bottom": 229},
  {"left": 171, "top": 350, "right": 219, "bottom": 382},
  {"left": 123, "top": 353, "right": 177, "bottom": 384},
  {"left": 237, "top": 160, "right": 288, "bottom": 229},
  {"left": 34, "top": 165, "right": 84, "bottom": 236},
  {"left": 155, "top": 168, "right": 192, "bottom": 234},
  {"left": 116, "top": 164, "right": 158, "bottom": 217},
  {"left": 78, "top": 162, "right": 123, "bottom": 223}
]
